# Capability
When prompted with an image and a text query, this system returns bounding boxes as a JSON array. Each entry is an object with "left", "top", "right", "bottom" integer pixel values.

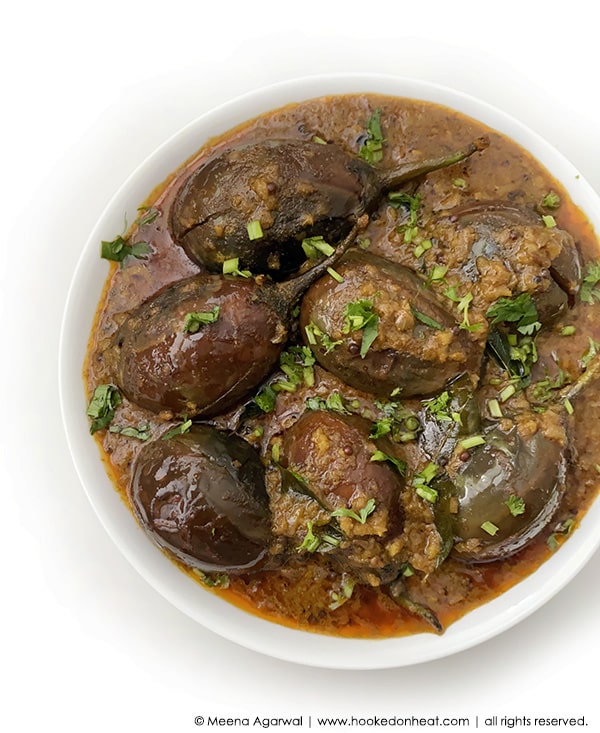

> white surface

[{"left": 3, "top": 0, "right": 600, "bottom": 729}]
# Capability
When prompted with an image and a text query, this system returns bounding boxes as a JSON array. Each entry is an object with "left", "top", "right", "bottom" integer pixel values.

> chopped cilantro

[
  {"left": 192, "top": 569, "right": 230, "bottom": 588},
  {"left": 412, "top": 462, "right": 439, "bottom": 502},
  {"left": 101, "top": 235, "right": 152, "bottom": 265},
  {"left": 505, "top": 495, "right": 525, "bottom": 516},
  {"left": 540, "top": 191, "right": 561, "bottom": 210},
  {"left": 370, "top": 400, "right": 419, "bottom": 443},
  {"left": 580, "top": 261, "right": 600, "bottom": 304},
  {"left": 531, "top": 368, "right": 571, "bottom": 403},
  {"left": 305, "top": 392, "right": 349, "bottom": 414},
  {"left": 343, "top": 299, "right": 379, "bottom": 358},
  {"left": 359, "top": 109, "right": 384, "bottom": 164},
  {"left": 109, "top": 423, "right": 151, "bottom": 440},
  {"left": 329, "top": 577, "right": 356, "bottom": 610},
  {"left": 411, "top": 305, "right": 444, "bottom": 331},
  {"left": 304, "top": 322, "right": 342, "bottom": 354},
  {"left": 254, "top": 384, "right": 277, "bottom": 413},
  {"left": 86, "top": 384, "right": 122, "bottom": 434},
  {"left": 183, "top": 306, "right": 220, "bottom": 333},
  {"left": 246, "top": 220, "right": 264, "bottom": 240},
  {"left": 486, "top": 293, "right": 541, "bottom": 335},
  {"left": 278, "top": 346, "right": 316, "bottom": 390},
  {"left": 302, "top": 235, "right": 335, "bottom": 259},
  {"left": 222, "top": 257, "right": 252, "bottom": 278},
  {"left": 444, "top": 287, "right": 483, "bottom": 332},
  {"left": 388, "top": 191, "right": 421, "bottom": 243},
  {"left": 481, "top": 520, "right": 500, "bottom": 536},
  {"left": 428, "top": 264, "right": 448, "bottom": 284},
  {"left": 423, "top": 391, "right": 452, "bottom": 421},
  {"left": 547, "top": 516, "right": 575, "bottom": 550},
  {"left": 298, "top": 521, "right": 321, "bottom": 553},
  {"left": 136, "top": 206, "right": 160, "bottom": 226},
  {"left": 370, "top": 450, "right": 407, "bottom": 475},
  {"left": 331, "top": 498, "right": 376, "bottom": 524},
  {"left": 161, "top": 419, "right": 192, "bottom": 440}
]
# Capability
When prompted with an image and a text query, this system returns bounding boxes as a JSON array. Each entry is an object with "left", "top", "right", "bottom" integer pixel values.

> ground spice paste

[{"left": 85, "top": 94, "right": 600, "bottom": 637}]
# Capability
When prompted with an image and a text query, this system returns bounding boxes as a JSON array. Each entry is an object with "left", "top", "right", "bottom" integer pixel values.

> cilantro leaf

[
  {"left": 183, "top": 306, "right": 220, "bottom": 333},
  {"left": 298, "top": 521, "right": 321, "bottom": 553},
  {"left": 109, "top": 423, "right": 151, "bottom": 440},
  {"left": 101, "top": 235, "right": 152, "bottom": 265},
  {"left": 136, "top": 206, "right": 160, "bottom": 226},
  {"left": 411, "top": 305, "right": 444, "bottom": 331},
  {"left": 505, "top": 495, "right": 525, "bottom": 516},
  {"left": 370, "top": 450, "right": 407, "bottom": 475},
  {"left": 254, "top": 384, "right": 277, "bottom": 413},
  {"left": 161, "top": 419, "right": 192, "bottom": 440},
  {"left": 580, "top": 261, "right": 600, "bottom": 304},
  {"left": 86, "top": 384, "right": 122, "bottom": 434},
  {"left": 305, "top": 392, "right": 349, "bottom": 414},
  {"left": 359, "top": 109, "right": 384, "bottom": 164},
  {"left": 343, "top": 299, "right": 379, "bottom": 358},
  {"left": 539, "top": 191, "right": 560, "bottom": 210},
  {"left": 486, "top": 293, "right": 541, "bottom": 334},
  {"left": 331, "top": 498, "right": 376, "bottom": 524},
  {"left": 305, "top": 322, "right": 342, "bottom": 354}
]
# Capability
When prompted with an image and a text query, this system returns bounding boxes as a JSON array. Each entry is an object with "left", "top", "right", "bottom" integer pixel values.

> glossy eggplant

[
  {"left": 447, "top": 358, "right": 600, "bottom": 562},
  {"left": 450, "top": 420, "right": 567, "bottom": 562},
  {"left": 130, "top": 424, "right": 272, "bottom": 573},
  {"left": 300, "top": 250, "right": 484, "bottom": 398},
  {"left": 437, "top": 201, "right": 582, "bottom": 322},
  {"left": 107, "top": 220, "right": 364, "bottom": 417},
  {"left": 170, "top": 137, "right": 488, "bottom": 276},
  {"left": 277, "top": 410, "right": 407, "bottom": 584}
]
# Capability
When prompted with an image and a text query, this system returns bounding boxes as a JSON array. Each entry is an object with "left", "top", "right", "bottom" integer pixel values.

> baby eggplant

[
  {"left": 437, "top": 201, "right": 582, "bottom": 323},
  {"left": 277, "top": 410, "right": 406, "bottom": 584},
  {"left": 170, "top": 137, "right": 488, "bottom": 276},
  {"left": 107, "top": 220, "right": 364, "bottom": 418},
  {"left": 300, "top": 250, "right": 484, "bottom": 399},
  {"left": 450, "top": 420, "right": 566, "bottom": 563},
  {"left": 448, "top": 358, "right": 600, "bottom": 562},
  {"left": 130, "top": 424, "right": 272, "bottom": 573}
]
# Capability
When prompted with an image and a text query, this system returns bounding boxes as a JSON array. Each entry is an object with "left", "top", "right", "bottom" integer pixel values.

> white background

[{"left": 2, "top": 1, "right": 599, "bottom": 730}]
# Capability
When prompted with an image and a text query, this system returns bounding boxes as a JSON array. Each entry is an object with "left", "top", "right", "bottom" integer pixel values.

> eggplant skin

[
  {"left": 107, "top": 274, "right": 286, "bottom": 418},
  {"left": 282, "top": 411, "right": 404, "bottom": 536},
  {"left": 169, "top": 139, "right": 372, "bottom": 275},
  {"left": 300, "top": 251, "right": 482, "bottom": 398},
  {"left": 451, "top": 425, "right": 566, "bottom": 563},
  {"left": 130, "top": 425, "right": 273, "bottom": 573}
]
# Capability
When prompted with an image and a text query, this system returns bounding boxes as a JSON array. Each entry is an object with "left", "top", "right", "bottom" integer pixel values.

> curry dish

[{"left": 85, "top": 93, "right": 600, "bottom": 637}]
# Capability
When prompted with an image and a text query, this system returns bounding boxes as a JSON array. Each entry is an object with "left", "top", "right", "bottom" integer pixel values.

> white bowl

[{"left": 59, "top": 73, "right": 600, "bottom": 669}]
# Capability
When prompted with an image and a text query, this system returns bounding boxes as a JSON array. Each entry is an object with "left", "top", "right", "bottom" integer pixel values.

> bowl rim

[{"left": 59, "top": 72, "right": 600, "bottom": 669}]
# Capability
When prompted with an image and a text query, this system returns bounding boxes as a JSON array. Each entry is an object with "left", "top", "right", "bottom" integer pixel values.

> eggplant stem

[
  {"left": 388, "top": 579, "right": 443, "bottom": 633},
  {"left": 377, "top": 137, "right": 489, "bottom": 192},
  {"left": 266, "top": 214, "right": 369, "bottom": 311},
  {"left": 561, "top": 356, "right": 600, "bottom": 403}
]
